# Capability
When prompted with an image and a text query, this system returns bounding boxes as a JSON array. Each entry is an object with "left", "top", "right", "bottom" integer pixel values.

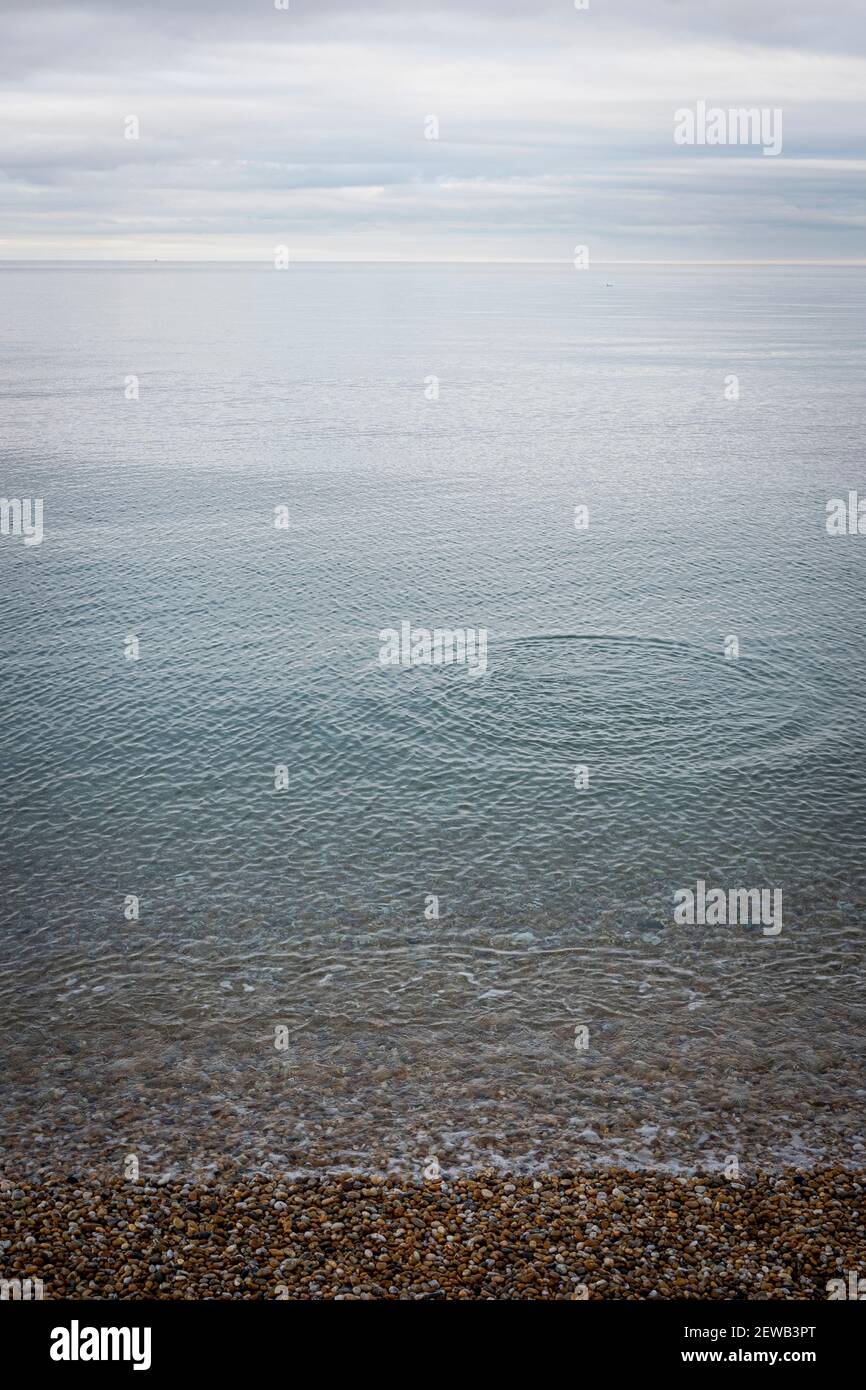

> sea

[{"left": 1, "top": 262, "right": 864, "bottom": 1178}]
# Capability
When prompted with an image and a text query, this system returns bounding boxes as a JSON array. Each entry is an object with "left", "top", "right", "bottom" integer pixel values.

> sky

[{"left": 0, "top": 0, "right": 864, "bottom": 261}]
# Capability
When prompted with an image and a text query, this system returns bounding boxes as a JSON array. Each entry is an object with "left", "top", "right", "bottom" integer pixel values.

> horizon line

[{"left": 1, "top": 257, "right": 865, "bottom": 268}]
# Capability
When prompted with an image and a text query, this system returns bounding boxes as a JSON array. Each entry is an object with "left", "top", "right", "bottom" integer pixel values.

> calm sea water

[{"left": 1, "top": 263, "right": 864, "bottom": 1177}]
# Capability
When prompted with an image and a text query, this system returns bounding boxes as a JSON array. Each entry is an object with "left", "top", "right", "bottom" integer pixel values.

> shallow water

[{"left": 1, "top": 263, "right": 864, "bottom": 1176}]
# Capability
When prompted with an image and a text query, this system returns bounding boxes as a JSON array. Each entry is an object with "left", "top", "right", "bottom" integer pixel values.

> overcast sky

[{"left": 1, "top": 0, "right": 864, "bottom": 260}]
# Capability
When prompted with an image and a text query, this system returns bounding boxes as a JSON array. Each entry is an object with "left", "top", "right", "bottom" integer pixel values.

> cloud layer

[{"left": 1, "top": 0, "right": 864, "bottom": 259}]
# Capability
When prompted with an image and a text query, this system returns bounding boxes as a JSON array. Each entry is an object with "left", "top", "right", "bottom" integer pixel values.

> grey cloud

[{"left": 0, "top": 0, "right": 864, "bottom": 258}]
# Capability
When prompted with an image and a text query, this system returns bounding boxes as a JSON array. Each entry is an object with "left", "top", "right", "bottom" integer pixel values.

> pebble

[{"left": 0, "top": 1169, "right": 862, "bottom": 1300}]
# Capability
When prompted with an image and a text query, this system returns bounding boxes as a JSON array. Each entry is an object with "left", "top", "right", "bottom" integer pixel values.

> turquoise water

[{"left": 1, "top": 264, "right": 864, "bottom": 1176}]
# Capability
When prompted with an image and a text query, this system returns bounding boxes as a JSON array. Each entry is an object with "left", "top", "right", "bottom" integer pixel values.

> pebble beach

[{"left": 2, "top": 1169, "right": 862, "bottom": 1300}]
